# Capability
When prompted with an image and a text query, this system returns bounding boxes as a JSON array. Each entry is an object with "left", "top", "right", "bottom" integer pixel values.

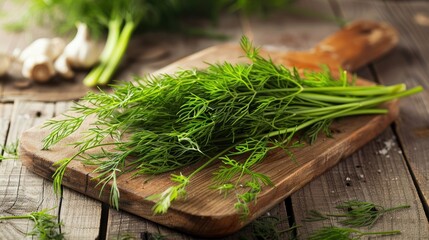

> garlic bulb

[
  {"left": 22, "top": 55, "right": 55, "bottom": 82},
  {"left": 63, "top": 23, "right": 101, "bottom": 69},
  {"left": 54, "top": 54, "right": 74, "bottom": 79},
  {"left": 0, "top": 53, "right": 11, "bottom": 77}
]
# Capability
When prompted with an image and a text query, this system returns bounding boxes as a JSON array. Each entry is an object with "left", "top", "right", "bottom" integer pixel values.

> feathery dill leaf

[
  {"left": 0, "top": 141, "right": 19, "bottom": 161},
  {"left": 332, "top": 200, "right": 410, "bottom": 227},
  {"left": 303, "top": 200, "right": 410, "bottom": 228},
  {"left": 42, "top": 36, "right": 422, "bottom": 215},
  {"left": 0, "top": 209, "right": 64, "bottom": 240},
  {"left": 309, "top": 226, "right": 400, "bottom": 240}
]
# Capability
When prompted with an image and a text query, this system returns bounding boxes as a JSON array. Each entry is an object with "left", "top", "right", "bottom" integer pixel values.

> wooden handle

[
  {"left": 271, "top": 20, "right": 399, "bottom": 71},
  {"left": 157, "top": 20, "right": 398, "bottom": 76}
]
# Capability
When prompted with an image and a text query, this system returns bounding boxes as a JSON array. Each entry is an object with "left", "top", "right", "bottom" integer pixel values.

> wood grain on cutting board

[{"left": 19, "top": 20, "right": 400, "bottom": 237}]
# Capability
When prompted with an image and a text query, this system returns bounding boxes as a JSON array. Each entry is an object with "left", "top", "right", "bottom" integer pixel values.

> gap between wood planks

[
  {"left": 392, "top": 122, "right": 429, "bottom": 219},
  {"left": 97, "top": 203, "right": 110, "bottom": 240},
  {"left": 339, "top": 0, "right": 429, "bottom": 221}
]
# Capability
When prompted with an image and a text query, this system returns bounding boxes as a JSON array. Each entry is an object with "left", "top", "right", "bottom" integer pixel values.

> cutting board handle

[{"left": 274, "top": 20, "right": 399, "bottom": 71}]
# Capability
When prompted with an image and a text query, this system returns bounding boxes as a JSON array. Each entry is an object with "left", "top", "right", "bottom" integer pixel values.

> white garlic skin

[
  {"left": 18, "top": 38, "right": 65, "bottom": 62},
  {"left": 63, "top": 23, "right": 101, "bottom": 69},
  {"left": 54, "top": 54, "right": 74, "bottom": 79},
  {"left": 0, "top": 53, "right": 11, "bottom": 77},
  {"left": 22, "top": 55, "right": 55, "bottom": 82}
]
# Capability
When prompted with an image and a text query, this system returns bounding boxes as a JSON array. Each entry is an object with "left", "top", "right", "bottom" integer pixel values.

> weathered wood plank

[
  {"left": 292, "top": 129, "right": 429, "bottom": 239},
  {"left": 291, "top": 1, "right": 429, "bottom": 239},
  {"left": 0, "top": 100, "right": 102, "bottom": 239},
  {"left": 248, "top": 0, "right": 339, "bottom": 50},
  {"left": 0, "top": 101, "right": 56, "bottom": 239},
  {"left": 107, "top": 202, "right": 289, "bottom": 240},
  {"left": 338, "top": 0, "right": 429, "bottom": 219},
  {"left": 0, "top": 104, "right": 13, "bottom": 146}
]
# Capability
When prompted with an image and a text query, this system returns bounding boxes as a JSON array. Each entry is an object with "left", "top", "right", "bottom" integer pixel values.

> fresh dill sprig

[
  {"left": 303, "top": 200, "right": 410, "bottom": 228},
  {"left": 0, "top": 209, "right": 64, "bottom": 240},
  {"left": 42, "top": 36, "right": 423, "bottom": 215},
  {"left": 308, "top": 226, "right": 400, "bottom": 240},
  {"left": 332, "top": 200, "right": 410, "bottom": 227},
  {"left": 0, "top": 141, "right": 19, "bottom": 161}
]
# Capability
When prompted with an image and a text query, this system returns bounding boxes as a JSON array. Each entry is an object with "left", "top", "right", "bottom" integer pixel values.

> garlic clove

[
  {"left": 63, "top": 23, "right": 101, "bottom": 69},
  {"left": 19, "top": 38, "right": 51, "bottom": 62},
  {"left": 50, "top": 37, "right": 66, "bottom": 60},
  {"left": 54, "top": 54, "right": 74, "bottom": 79},
  {"left": 0, "top": 53, "right": 11, "bottom": 77},
  {"left": 22, "top": 55, "right": 55, "bottom": 82},
  {"left": 18, "top": 38, "right": 66, "bottom": 62}
]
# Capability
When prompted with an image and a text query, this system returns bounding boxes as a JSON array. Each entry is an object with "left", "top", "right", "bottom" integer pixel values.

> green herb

[
  {"left": 304, "top": 200, "right": 410, "bottom": 227},
  {"left": 0, "top": 209, "right": 64, "bottom": 240},
  {"left": 308, "top": 226, "right": 400, "bottom": 240},
  {"left": 0, "top": 141, "right": 19, "bottom": 161},
  {"left": 303, "top": 210, "right": 329, "bottom": 222},
  {"left": 42, "top": 36, "right": 422, "bottom": 216}
]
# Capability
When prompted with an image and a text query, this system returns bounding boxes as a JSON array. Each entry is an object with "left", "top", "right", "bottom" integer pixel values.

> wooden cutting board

[{"left": 20, "top": 20, "right": 399, "bottom": 237}]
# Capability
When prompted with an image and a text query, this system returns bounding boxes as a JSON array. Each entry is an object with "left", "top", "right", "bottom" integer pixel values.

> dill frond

[
  {"left": 0, "top": 141, "right": 19, "bottom": 161},
  {"left": 309, "top": 226, "right": 400, "bottom": 240}
]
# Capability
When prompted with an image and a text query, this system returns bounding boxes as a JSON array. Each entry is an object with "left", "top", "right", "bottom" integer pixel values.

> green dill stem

[
  {"left": 265, "top": 85, "right": 422, "bottom": 138},
  {"left": 188, "top": 143, "right": 238, "bottom": 179},
  {"left": 52, "top": 142, "right": 118, "bottom": 194},
  {"left": 97, "top": 20, "right": 136, "bottom": 85},
  {"left": 238, "top": 84, "right": 404, "bottom": 96},
  {"left": 0, "top": 215, "right": 32, "bottom": 220},
  {"left": 214, "top": 108, "right": 388, "bottom": 143},
  {"left": 265, "top": 104, "right": 361, "bottom": 138},
  {"left": 359, "top": 230, "right": 401, "bottom": 236},
  {"left": 292, "top": 86, "right": 422, "bottom": 116},
  {"left": 336, "top": 109, "right": 388, "bottom": 115},
  {"left": 83, "top": 17, "right": 122, "bottom": 87},
  {"left": 298, "top": 93, "right": 366, "bottom": 103},
  {"left": 383, "top": 204, "right": 411, "bottom": 213}
]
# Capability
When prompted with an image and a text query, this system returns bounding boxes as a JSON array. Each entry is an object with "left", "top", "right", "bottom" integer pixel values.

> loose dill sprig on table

[
  {"left": 0, "top": 141, "right": 19, "bottom": 161},
  {"left": 308, "top": 226, "right": 400, "bottom": 240},
  {"left": 0, "top": 209, "right": 64, "bottom": 240},
  {"left": 42, "top": 36, "right": 422, "bottom": 215},
  {"left": 303, "top": 200, "right": 410, "bottom": 227}
]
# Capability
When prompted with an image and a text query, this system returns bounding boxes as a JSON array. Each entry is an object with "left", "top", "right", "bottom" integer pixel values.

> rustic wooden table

[{"left": 1, "top": 0, "right": 428, "bottom": 239}]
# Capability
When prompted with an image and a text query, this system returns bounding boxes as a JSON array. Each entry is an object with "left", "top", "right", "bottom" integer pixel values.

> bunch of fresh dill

[
  {"left": 304, "top": 200, "right": 410, "bottom": 227},
  {"left": 42, "top": 36, "right": 422, "bottom": 215}
]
